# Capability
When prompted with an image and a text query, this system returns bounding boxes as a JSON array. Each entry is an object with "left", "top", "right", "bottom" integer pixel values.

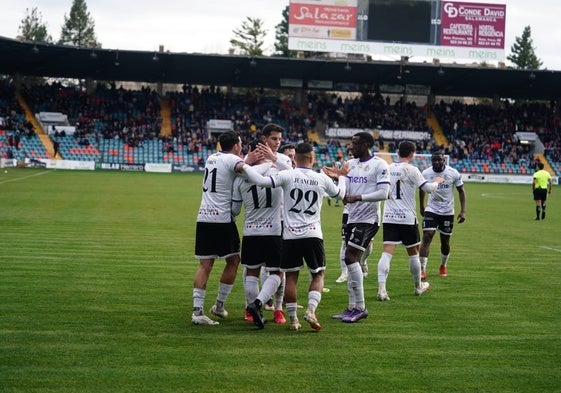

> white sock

[
  {"left": 377, "top": 252, "right": 392, "bottom": 293},
  {"left": 339, "top": 240, "right": 347, "bottom": 276},
  {"left": 244, "top": 275, "right": 259, "bottom": 305},
  {"left": 346, "top": 269, "right": 356, "bottom": 308},
  {"left": 348, "top": 262, "right": 365, "bottom": 309},
  {"left": 409, "top": 254, "right": 421, "bottom": 287},
  {"left": 193, "top": 288, "right": 206, "bottom": 310},
  {"left": 307, "top": 290, "right": 322, "bottom": 314},
  {"left": 274, "top": 274, "right": 285, "bottom": 311},
  {"left": 257, "top": 274, "right": 281, "bottom": 306},
  {"left": 441, "top": 253, "right": 450, "bottom": 267},
  {"left": 286, "top": 302, "right": 298, "bottom": 321},
  {"left": 216, "top": 283, "right": 233, "bottom": 306}
]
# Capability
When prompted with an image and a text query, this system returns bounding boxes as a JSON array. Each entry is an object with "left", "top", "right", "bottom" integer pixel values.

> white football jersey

[
  {"left": 275, "top": 152, "right": 293, "bottom": 171},
  {"left": 383, "top": 162, "right": 429, "bottom": 225},
  {"left": 345, "top": 156, "right": 390, "bottom": 225},
  {"left": 244, "top": 151, "right": 292, "bottom": 170},
  {"left": 197, "top": 152, "right": 244, "bottom": 223},
  {"left": 233, "top": 166, "right": 283, "bottom": 236},
  {"left": 268, "top": 168, "right": 343, "bottom": 240},
  {"left": 422, "top": 165, "right": 464, "bottom": 216}
]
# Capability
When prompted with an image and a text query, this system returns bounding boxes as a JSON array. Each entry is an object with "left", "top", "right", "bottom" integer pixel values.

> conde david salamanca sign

[{"left": 288, "top": 0, "right": 506, "bottom": 62}]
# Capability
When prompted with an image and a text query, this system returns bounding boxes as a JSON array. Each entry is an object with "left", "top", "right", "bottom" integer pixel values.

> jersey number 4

[{"left": 392, "top": 180, "right": 403, "bottom": 200}]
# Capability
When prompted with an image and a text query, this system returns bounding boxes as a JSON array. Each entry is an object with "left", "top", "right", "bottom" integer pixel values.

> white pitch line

[
  {"left": 0, "top": 170, "right": 51, "bottom": 185},
  {"left": 539, "top": 246, "right": 561, "bottom": 253},
  {"left": 481, "top": 193, "right": 527, "bottom": 198}
]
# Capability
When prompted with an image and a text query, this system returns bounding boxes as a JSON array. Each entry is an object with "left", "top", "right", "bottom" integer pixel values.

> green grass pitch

[{"left": 1, "top": 168, "right": 560, "bottom": 392}]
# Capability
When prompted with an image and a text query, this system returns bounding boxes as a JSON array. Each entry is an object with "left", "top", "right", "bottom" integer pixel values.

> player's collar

[{"left": 359, "top": 154, "right": 375, "bottom": 163}]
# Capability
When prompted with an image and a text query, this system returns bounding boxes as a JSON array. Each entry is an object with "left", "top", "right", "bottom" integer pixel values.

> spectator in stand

[{"left": 52, "top": 138, "right": 60, "bottom": 158}]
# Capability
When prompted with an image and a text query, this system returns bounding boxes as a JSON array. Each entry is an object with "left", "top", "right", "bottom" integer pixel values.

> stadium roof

[{"left": 1, "top": 36, "right": 560, "bottom": 100}]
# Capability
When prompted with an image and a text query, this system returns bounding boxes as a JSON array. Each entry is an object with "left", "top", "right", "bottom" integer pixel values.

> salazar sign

[{"left": 288, "top": 0, "right": 506, "bottom": 62}]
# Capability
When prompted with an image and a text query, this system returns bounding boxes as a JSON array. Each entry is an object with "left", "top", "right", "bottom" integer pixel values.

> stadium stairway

[
  {"left": 307, "top": 128, "right": 320, "bottom": 144},
  {"left": 16, "top": 91, "right": 58, "bottom": 159},
  {"left": 426, "top": 110, "right": 448, "bottom": 147},
  {"left": 378, "top": 152, "right": 393, "bottom": 166},
  {"left": 159, "top": 98, "right": 172, "bottom": 137},
  {"left": 534, "top": 153, "right": 555, "bottom": 174}
]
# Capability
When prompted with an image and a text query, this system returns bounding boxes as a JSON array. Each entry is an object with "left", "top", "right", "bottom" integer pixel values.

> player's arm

[
  {"left": 273, "top": 153, "right": 293, "bottom": 171},
  {"left": 354, "top": 182, "right": 390, "bottom": 203},
  {"left": 326, "top": 174, "right": 347, "bottom": 200},
  {"left": 419, "top": 188, "right": 427, "bottom": 215},
  {"left": 323, "top": 162, "right": 349, "bottom": 200},
  {"left": 238, "top": 162, "right": 272, "bottom": 178},
  {"left": 231, "top": 178, "right": 243, "bottom": 217},
  {"left": 232, "top": 200, "right": 242, "bottom": 217},
  {"left": 457, "top": 185, "right": 466, "bottom": 223},
  {"left": 240, "top": 164, "right": 276, "bottom": 187},
  {"left": 420, "top": 177, "right": 444, "bottom": 193},
  {"left": 548, "top": 177, "right": 552, "bottom": 194}
]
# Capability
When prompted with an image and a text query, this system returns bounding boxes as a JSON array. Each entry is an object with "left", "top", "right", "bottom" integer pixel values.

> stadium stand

[{"left": 2, "top": 79, "right": 560, "bottom": 177}]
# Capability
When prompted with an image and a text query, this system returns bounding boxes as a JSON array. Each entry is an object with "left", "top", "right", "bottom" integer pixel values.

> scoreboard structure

[{"left": 288, "top": 0, "right": 506, "bottom": 62}]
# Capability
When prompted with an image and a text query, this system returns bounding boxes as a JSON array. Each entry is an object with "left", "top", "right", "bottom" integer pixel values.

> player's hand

[
  {"left": 322, "top": 161, "right": 348, "bottom": 179},
  {"left": 457, "top": 211, "right": 466, "bottom": 223},
  {"left": 343, "top": 194, "right": 360, "bottom": 204},
  {"left": 255, "top": 143, "right": 275, "bottom": 162},
  {"left": 245, "top": 145, "right": 264, "bottom": 165},
  {"left": 433, "top": 176, "right": 445, "bottom": 184},
  {"left": 339, "top": 161, "right": 350, "bottom": 176},
  {"left": 322, "top": 164, "right": 338, "bottom": 179}
]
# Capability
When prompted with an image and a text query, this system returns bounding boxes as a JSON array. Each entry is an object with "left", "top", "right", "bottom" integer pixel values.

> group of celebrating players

[{"left": 191, "top": 123, "right": 467, "bottom": 331}]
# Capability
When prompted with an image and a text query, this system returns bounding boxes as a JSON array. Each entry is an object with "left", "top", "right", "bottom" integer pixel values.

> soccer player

[
  {"left": 191, "top": 131, "right": 261, "bottom": 326},
  {"left": 532, "top": 161, "right": 552, "bottom": 220},
  {"left": 256, "top": 123, "right": 293, "bottom": 171},
  {"left": 278, "top": 143, "right": 296, "bottom": 169},
  {"left": 233, "top": 139, "right": 286, "bottom": 326},
  {"left": 243, "top": 142, "right": 348, "bottom": 331},
  {"left": 332, "top": 132, "right": 390, "bottom": 323},
  {"left": 249, "top": 125, "right": 293, "bottom": 311},
  {"left": 376, "top": 141, "right": 443, "bottom": 301},
  {"left": 419, "top": 152, "right": 466, "bottom": 279}
]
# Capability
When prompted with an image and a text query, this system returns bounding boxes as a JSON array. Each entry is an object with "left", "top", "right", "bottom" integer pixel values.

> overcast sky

[{"left": 1, "top": 0, "right": 560, "bottom": 70}]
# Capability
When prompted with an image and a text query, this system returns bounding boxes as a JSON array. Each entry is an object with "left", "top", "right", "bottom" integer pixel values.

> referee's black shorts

[{"left": 533, "top": 188, "right": 548, "bottom": 202}]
